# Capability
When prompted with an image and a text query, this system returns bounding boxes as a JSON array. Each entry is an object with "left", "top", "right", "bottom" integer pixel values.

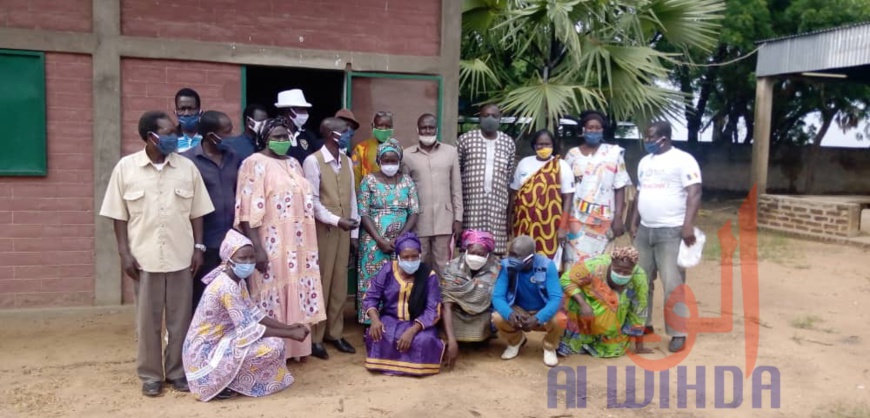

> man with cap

[
  {"left": 335, "top": 108, "right": 360, "bottom": 151},
  {"left": 275, "top": 89, "right": 320, "bottom": 164}
]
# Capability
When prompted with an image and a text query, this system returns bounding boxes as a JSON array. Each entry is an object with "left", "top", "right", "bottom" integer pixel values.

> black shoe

[
  {"left": 311, "top": 343, "right": 329, "bottom": 360},
  {"left": 668, "top": 337, "right": 686, "bottom": 353},
  {"left": 329, "top": 338, "right": 357, "bottom": 354},
  {"left": 142, "top": 381, "right": 162, "bottom": 397},
  {"left": 168, "top": 378, "right": 189, "bottom": 392},
  {"left": 215, "top": 388, "right": 237, "bottom": 400}
]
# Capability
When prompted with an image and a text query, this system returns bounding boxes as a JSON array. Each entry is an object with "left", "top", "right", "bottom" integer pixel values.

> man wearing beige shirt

[
  {"left": 402, "top": 113, "right": 463, "bottom": 276},
  {"left": 100, "top": 111, "right": 214, "bottom": 397}
]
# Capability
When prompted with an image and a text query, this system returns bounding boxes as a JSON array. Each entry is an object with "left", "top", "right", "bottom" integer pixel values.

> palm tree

[{"left": 460, "top": 0, "right": 725, "bottom": 132}]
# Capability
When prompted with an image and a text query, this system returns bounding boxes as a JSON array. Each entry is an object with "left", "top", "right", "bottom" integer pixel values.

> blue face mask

[
  {"left": 398, "top": 258, "right": 421, "bottom": 275},
  {"left": 230, "top": 260, "right": 256, "bottom": 279},
  {"left": 644, "top": 138, "right": 662, "bottom": 154},
  {"left": 610, "top": 270, "right": 632, "bottom": 286},
  {"left": 151, "top": 133, "right": 178, "bottom": 155},
  {"left": 334, "top": 130, "right": 353, "bottom": 149},
  {"left": 507, "top": 254, "right": 534, "bottom": 271},
  {"left": 178, "top": 114, "right": 200, "bottom": 132},
  {"left": 584, "top": 131, "right": 603, "bottom": 145},
  {"left": 211, "top": 134, "right": 230, "bottom": 152}
]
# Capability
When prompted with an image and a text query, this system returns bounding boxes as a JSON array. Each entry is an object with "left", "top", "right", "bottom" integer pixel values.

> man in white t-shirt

[{"left": 629, "top": 121, "right": 702, "bottom": 353}]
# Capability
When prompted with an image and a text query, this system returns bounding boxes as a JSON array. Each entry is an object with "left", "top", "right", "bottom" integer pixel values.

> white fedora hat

[{"left": 275, "top": 89, "right": 312, "bottom": 108}]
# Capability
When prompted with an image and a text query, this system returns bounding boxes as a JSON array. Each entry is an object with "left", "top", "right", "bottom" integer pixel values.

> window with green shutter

[{"left": 0, "top": 50, "right": 47, "bottom": 176}]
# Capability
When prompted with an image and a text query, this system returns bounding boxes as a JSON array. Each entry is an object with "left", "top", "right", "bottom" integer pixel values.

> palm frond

[
  {"left": 642, "top": 0, "right": 725, "bottom": 51},
  {"left": 497, "top": 76, "right": 605, "bottom": 132},
  {"left": 459, "top": 57, "right": 503, "bottom": 99}
]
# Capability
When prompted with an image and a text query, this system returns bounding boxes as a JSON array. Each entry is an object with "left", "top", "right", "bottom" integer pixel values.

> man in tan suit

[
  {"left": 402, "top": 113, "right": 463, "bottom": 276},
  {"left": 302, "top": 117, "right": 359, "bottom": 360}
]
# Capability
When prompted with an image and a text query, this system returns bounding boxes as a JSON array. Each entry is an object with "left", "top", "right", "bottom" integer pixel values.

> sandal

[{"left": 215, "top": 388, "right": 237, "bottom": 400}]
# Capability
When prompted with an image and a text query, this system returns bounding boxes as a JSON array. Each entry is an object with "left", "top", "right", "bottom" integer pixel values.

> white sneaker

[
  {"left": 543, "top": 349, "right": 559, "bottom": 367},
  {"left": 501, "top": 335, "right": 527, "bottom": 360}
]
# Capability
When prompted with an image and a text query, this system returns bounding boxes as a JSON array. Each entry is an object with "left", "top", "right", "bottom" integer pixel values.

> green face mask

[
  {"left": 373, "top": 128, "right": 393, "bottom": 143},
  {"left": 268, "top": 140, "right": 291, "bottom": 156}
]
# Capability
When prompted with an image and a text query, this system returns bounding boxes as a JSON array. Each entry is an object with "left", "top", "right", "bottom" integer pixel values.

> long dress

[
  {"left": 439, "top": 254, "right": 500, "bottom": 342},
  {"left": 363, "top": 261, "right": 444, "bottom": 376},
  {"left": 557, "top": 254, "right": 648, "bottom": 358},
  {"left": 457, "top": 129, "right": 516, "bottom": 255},
  {"left": 563, "top": 144, "right": 631, "bottom": 264},
  {"left": 511, "top": 156, "right": 574, "bottom": 258},
  {"left": 357, "top": 173, "right": 420, "bottom": 323},
  {"left": 235, "top": 153, "right": 326, "bottom": 358},
  {"left": 183, "top": 274, "right": 294, "bottom": 402}
]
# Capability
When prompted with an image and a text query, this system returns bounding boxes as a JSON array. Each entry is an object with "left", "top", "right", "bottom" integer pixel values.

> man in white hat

[{"left": 275, "top": 89, "right": 321, "bottom": 164}]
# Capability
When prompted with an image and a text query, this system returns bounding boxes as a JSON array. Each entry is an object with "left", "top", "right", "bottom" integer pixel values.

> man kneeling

[{"left": 492, "top": 235, "right": 564, "bottom": 367}]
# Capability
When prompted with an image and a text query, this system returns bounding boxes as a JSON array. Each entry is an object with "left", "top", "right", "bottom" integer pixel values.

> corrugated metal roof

[
  {"left": 756, "top": 22, "right": 870, "bottom": 77},
  {"left": 757, "top": 21, "right": 870, "bottom": 44}
]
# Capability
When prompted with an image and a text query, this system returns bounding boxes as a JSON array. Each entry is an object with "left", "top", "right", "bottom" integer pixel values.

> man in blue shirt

[
  {"left": 181, "top": 110, "right": 242, "bottom": 312},
  {"left": 492, "top": 235, "right": 565, "bottom": 366},
  {"left": 224, "top": 103, "right": 269, "bottom": 161}
]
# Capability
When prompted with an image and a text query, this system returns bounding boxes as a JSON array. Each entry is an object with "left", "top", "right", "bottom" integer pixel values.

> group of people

[{"left": 100, "top": 86, "right": 702, "bottom": 402}]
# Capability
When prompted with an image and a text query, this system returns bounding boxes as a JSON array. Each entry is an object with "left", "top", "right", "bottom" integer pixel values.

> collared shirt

[
  {"left": 177, "top": 133, "right": 202, "bottom": 153},
  {"left": 302, "top": 147, "right": 359, "bottom": 239},
  {"left": 224, "top": 132, "right": 257, "bottom": 161},
  {"left": 181, "top": 145, "right": 243, "bottom": 249},
  {"left": 402, "top": 142, "right": 463, "bottom": 237},
  {"left": 100, "top": 149, "right": 214, "bottom": 273}
]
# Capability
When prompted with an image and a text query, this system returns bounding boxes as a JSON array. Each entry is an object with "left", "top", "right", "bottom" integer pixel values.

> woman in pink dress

[
  {"left": 235, "top": 117, "right": 326, "bottom": 360},
  {"left": 184, "top": 230, "right": 308, "bottom": 401}
]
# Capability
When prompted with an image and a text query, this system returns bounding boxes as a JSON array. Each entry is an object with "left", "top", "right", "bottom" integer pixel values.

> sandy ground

[{"left": 1, "top": 201, "right": 869, "bottom": 418}]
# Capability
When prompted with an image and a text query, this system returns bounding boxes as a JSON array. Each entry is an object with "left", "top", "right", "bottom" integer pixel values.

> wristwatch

[{"left": 194, "top": 244, "right": 206, "bottom": 252}]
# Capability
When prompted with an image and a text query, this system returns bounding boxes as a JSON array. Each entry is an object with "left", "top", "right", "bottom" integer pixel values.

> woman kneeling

[
  {"left": 558, "top": 246, "right": 652, "bottom": 358},
  {"left": 364, "top": 232, "right": 444, "bottom": 376},
  {"left": 183, "top": 230, "right": 309, "bottom": 401}
]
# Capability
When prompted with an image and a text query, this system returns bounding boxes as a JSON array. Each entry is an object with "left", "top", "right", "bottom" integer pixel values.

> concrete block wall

[
  {"left": 758, "top": 195, "right": 862, "bottom": 238},
  {"left": 0, "top": 53, "right": 95, "bottom": 308},
  {"left": 120, "top": 0, "right": 441, "bottom": 56}
]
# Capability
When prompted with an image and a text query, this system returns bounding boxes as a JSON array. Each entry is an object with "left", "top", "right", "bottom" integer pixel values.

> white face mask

[
  {"left": 419, "top": 135, "right": 438, "bottom": 146},
  {"left": 380, "top": 163, "right": 400, "bottom": 177},
  {"left": 465, "top": 254, "right": 488, "bottom": 271},
  {"left": 290, "top": 111, "right": 309, "bottom": 129},
  {"left": 247, "top": 117, "right": 264, "bottom": 135}
]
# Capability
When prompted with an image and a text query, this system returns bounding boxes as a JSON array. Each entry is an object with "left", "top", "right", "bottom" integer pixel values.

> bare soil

[{"left": 1, "top": 201, "right": 869, "bottom": 417}]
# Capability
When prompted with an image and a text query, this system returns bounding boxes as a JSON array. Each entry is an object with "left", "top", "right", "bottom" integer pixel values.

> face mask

[
  {"left": 268, "top": 140, "right": 291, "bottom": 156},
  {"left": 333, "top": 130, "right": 352, "bottom": 149},
  {"left": 211, "top": 134, "right": 230, "bottom": 152},
  {"left": 644, "top": 139, "right": 662, "bottom": 154},
  {"left": 398, "top": 258, "right": 421, "bottom": 275},
  {"left": 373, "top": 128, "right": 393, "bottom": 143},
  {"left": 507, "top": 254, "right": 534, "bottom": 271},
  {"left": 289, "top": 111, "right": 309, "bottom": 129},
  {"left": 465, "top": 254, "right": 488, "bottom": 271},
  {"left": 380, "top": 163, "right": 400, "bottom": 177},
  {"left": 610, "top": 270, "right": 632, "bottom": 286},
  {"left": 178, "top": 114, "right": 200, "bottom": 132},
  {"left": 480, "top": 116, "right": 500, "bottom": 132},
  {"left": 247, "top": 117, "right": 265, "bottom": 135},
  {"left": 151, "top": 133, "right": 178, "bottom": 156},
  {"left": 230, "top": 260, "right": 256, "bottom": 279},
  {"left": 419, "top": 134, "right": 438, "bottom": 146},
  {"left": 584, "top": 131, "right": 603, "bottom": 145},
  {"left": 535, "top": 147, "right": 553, "bottom": 159}
]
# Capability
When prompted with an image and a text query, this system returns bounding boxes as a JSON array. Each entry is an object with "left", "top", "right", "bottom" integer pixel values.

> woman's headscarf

[
  {"left": 394, "top": 231, "right": 422, "bottom": 253},
  {"left": 461, "top": 229, "right": 495, "bottom": 253},
  {"left": 611, "top": 246, "right": 639, "bottom": 265},
  {"left": 376, "top": 138, "right": 403, "bottom": 163},
  {"left": 256, "top": 117, "right": 291, "bottom": 150},
  {"left": 201, "top": 229, "right": 253, "bottom": 285}
]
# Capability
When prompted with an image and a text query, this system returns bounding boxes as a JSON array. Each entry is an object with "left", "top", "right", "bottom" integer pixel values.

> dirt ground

[{"left": 1, "top": 200, "right": 869, "bottom": 418}]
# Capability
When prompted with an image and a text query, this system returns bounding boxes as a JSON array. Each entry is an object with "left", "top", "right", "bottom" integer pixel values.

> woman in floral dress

[
  {"left": 235, "top": 117, "right": 326, "bottom": 359},
  {"left": 357, "top": 139, "right": 420, "bottom": 323}
]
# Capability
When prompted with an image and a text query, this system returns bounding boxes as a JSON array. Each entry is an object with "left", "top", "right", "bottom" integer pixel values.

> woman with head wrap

[
  {"left": 562, "top": 111, "right": 631, "bottom": 266},
  {"left": 439, "top": 229, "right": 499, "bottom": 369},
  {"left": 363, "top": 232, "right": 444, "bottom": 376},
  {"left": 235, "top": 117, "right": 326, "bottom": 360},
  {"left": 357, "top": 138, "right": 420, "bottom": 324},
  {"left": 558, "top": 246, "right": 651, "bottom": 358},
  {"left": 183, "top": 230, "right": 309, "bottom": 402}
]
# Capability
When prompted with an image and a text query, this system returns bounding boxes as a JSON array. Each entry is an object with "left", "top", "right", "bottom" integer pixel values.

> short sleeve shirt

[{"left": 636, "top": 147, "right": 701, "bottom": 228}]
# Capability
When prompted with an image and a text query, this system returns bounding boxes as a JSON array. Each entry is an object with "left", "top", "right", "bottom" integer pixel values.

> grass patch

[
  {"left": 812, "top": 400, "right": 870, "bottom": 418},
  {"left": 791, "top": 315, "right": 822, "bottom": 330}
]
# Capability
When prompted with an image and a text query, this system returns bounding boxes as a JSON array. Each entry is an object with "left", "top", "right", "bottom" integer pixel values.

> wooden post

[{"left": 751, "top": 77, "right": 774, "bottom": 195}]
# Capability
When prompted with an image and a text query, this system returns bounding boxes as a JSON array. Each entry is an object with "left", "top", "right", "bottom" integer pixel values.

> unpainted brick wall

[
  {"left": 120, "top": 0, "right": 441, "bottom": 56},
  {"left": 0, "top": 53, "right": 95, "bottom": 308},
  {"left": 758, "top": 195, "right": 861, "bottom": 238},
  {"left": 0, "top": 0, "right": 92, "bottom": 32},
  {"left": 120, "top": 57, "right": 241, "bottom": 302}
]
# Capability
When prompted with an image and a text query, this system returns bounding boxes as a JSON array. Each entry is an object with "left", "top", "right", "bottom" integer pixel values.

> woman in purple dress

[{"left": 363, "top": 232, "right": 444, "bottom": 376}]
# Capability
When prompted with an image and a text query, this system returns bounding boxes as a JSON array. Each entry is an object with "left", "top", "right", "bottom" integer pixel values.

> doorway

[{"left": 244, "top": 65, "right": 345, "bottom": 128}]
